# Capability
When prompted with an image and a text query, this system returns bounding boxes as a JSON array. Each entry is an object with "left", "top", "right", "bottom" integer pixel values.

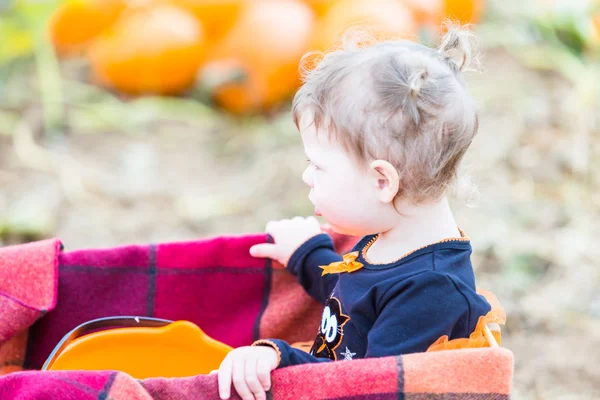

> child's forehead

[{"left": 301, "top": 123, "right": 335, "bottom": 150}]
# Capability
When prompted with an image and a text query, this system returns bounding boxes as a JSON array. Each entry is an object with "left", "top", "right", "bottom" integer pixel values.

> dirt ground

[{"left": 1, "top": 47, "right": 599, "bottom": 399}]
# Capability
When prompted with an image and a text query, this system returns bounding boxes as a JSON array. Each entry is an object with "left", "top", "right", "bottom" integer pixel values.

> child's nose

[{"left": 302, "top": 167, "right": 314, "bottom": 188}]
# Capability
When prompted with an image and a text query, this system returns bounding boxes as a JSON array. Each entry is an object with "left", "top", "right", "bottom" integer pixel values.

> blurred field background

[{"left": 1, "top": 0, "right": 599, "bottom": 398}]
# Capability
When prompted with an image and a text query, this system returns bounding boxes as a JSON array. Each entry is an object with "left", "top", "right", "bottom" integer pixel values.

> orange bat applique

[{"left": 319, "top": 252, "right": 364, "bottom": 276}]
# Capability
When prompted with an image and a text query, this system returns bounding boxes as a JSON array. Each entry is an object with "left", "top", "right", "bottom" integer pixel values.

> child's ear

[{"left": 369, "top": 160, "right": 399, "bottom": 204}]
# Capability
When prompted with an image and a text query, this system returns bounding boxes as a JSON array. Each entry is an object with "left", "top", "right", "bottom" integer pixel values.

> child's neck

[{"left": 366, "top": 196, "right": 461, "bottom": 264}]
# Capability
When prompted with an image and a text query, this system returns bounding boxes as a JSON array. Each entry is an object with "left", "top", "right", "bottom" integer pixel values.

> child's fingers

[
  {"left": 256, "top": 359, "right": 272, "bottom": 391},
  {"left": 218, "top": 357, "right": 233, "bottom": 400},
  {"left": 306, "top": 216, "right": 321, "bottom": 227},
  {"left": 249, "top": 243, "right": 277, "bottom": 259},
  {"left": 265, "top": 221, "right": 278, "bottom": 233},
  {"left": 232, "top": 358, "right": 254, "bottom": 400},
  {"left": 244, "top": 357, "right": 267, "bottom": 400}
]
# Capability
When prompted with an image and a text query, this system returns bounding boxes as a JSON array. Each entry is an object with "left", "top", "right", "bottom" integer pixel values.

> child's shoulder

[
  {"left": 374, "top": 270, "right": 490, "bottom": 319},
  {"left": 379, "top": 269, "right": 463, "bottom": 294}
]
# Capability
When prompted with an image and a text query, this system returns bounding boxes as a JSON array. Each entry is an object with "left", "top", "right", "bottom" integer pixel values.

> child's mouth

[{"left": 314, "top": 206, "right": 322, "bottom": 216}]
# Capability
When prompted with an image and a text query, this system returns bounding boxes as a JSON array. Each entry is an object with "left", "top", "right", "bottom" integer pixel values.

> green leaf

[
  {"left": 0, "top": 18, "right": 34, "bottom": 65},
  {"left": 12, "top": 0, "right": 62, "bottom": 31},
  {"left": 504, "top": 253, "right": 550, "bottom": 292}
]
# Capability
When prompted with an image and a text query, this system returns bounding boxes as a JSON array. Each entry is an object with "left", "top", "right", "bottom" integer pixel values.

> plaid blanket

[
  {"left": 1, "top": 348, "right": 512, "bottom": 400},
  {"left": 0, "top": 232, "right": 513, "bottom": 399}
]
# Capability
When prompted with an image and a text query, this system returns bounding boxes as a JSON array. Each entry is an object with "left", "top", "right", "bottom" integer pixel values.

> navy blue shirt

[{"left": 254, "top": 232, "right": 491, "bottom": 368}]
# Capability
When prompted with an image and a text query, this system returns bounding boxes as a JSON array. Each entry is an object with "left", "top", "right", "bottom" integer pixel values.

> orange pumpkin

[
  {"left": 160, "top": 0, "right": 247, "bottom": 42},
  {"left": 443, "top": 0, "right": 484, "bottom": 25},
  {"left": 48, "top": 0, "right": 127, "bottom": 56},
  {"left": 204, "top": 0, "right": 316, "bottom": 114},
  {"left": 304, "top": 0, "right": 338, "bottom": 16},
  {"left": 587, "top": 13, "right": 600, "bottom": 48},
  {"left": 312, "top": 0, "right": 417, "bottom": 52},
  {"left": 402, "top": 0, "right": 443, "bottom": 26},
  {"left": 88, "top": 4, "right": 206, "bottom": 95}
]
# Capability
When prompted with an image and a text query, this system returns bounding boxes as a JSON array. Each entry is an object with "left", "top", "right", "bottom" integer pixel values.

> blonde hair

[{"left": 293, "top": 25, "right": 480, "bottom": 204}]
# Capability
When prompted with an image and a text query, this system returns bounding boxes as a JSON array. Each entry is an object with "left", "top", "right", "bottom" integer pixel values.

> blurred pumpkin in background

[
  {"left": 402, "top": 0, "right": 485, "bottom": 30},
  {"left": 88, "top": 4, "right": 206, "bottom": 95},
  {"left": 591, "top": 13, "right": 600, "bottom": 45},
  {"left": 311, "top": 0, "right": 417, "bottom": 51},
  {"left": 304, "top": 0, "right": 338, "bottom": 16},
  {"left": 162, "top": 0, "right": 247, "bottom": 42},
  {"left": 203, "top": 0, "right": 316, "bottom": 114},
  {"left": 403, "top": 0, "right": 443, "bottom": 26},
  {"left": 47, "top": 0, "right": 488, "bottom": 107},
  {"left": 48, "top": 0, "right": 127, "bottom": 56},
  {"left": 443, "top": 0, "right": 484, "bottom": 25}
]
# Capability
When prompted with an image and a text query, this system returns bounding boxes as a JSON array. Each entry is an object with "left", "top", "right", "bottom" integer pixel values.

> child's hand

[
  {"left": 250, "top": 217, "right": 322, "bottom": 266},
  {"left": 214, "top": 346, "right": 278, "bottom": 400}
]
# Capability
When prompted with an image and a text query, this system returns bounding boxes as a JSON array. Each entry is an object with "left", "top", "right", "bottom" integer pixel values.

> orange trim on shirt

[
  {"left": 252, "top": 340, "right": 282, "bottom": 368},
  {"left": 361, "top": 227, "right": 470, "bottom": 265}
]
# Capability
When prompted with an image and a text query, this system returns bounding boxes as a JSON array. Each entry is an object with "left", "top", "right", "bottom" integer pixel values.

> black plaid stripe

[
  {"left": 97, "top": 371, "right": 118, "bottom": 400},
  {"left": 1, "top": 359, "right": 23, "bottom": 367},
  {"left": 158, "top": 267, "right": 266, "bottom": 275},
  {"left": 53, "top": 375, "right": 104, "bottom": 397},
  {"left": 59, "top": 265, "right": 147, "bottom": 274},
  {"left": 252, "top": 235, "right": 274, "bottom": 342},
  {"left": 397, "top": 355, "right": 405, "bottom": 400},
  {"left": 146, "top": 244, "right": 157, "bottom": 317},
  {"left": 60, "top": 265, "right": 266, "bottom": 275}
]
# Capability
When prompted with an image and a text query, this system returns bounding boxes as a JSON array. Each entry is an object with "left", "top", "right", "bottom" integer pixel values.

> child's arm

[
  {"left": 250, "top": 217, "right": 342, "bottom": 304},
  {"left": 365, "top": 271, "right": 488, "bottom": 357}
]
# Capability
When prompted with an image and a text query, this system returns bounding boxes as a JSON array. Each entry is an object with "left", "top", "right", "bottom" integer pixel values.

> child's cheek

[{"left": 324, "top": 181, "right": 349, "bottom": 212}]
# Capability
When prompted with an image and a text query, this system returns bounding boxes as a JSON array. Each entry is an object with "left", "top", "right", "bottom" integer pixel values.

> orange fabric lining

[
  {"left": 291, "top": 341, "right": 313, "bottom": 353},
  {"left": 427, "top": 289, "right": 506, "bottom": 352}
]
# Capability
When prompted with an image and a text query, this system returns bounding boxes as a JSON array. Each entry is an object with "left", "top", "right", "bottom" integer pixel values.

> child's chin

[
  {"left": 321, "top": 216, "right": 364, "bottom": 236},
  {"left": 328, "top": 222, "right": 375, "bottom": 237},
  {"left": 327, "top": 223, "right": 354, "bottom": 236}
]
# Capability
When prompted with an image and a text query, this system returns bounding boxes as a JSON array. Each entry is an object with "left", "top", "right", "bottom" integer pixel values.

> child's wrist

[
  {"left": 287, "top": 233, "right": 332, "bottom": 272},
  {"left": 252, "top": 340, "right": 282, "bottom": 368},
  {"left": 284, "top": 232, "right": 323, "bottom": 264}
]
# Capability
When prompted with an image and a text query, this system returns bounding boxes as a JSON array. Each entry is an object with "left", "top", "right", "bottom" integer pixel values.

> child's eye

[{"left": 306, "top": 159, "right": 320, "bottom": 171}]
